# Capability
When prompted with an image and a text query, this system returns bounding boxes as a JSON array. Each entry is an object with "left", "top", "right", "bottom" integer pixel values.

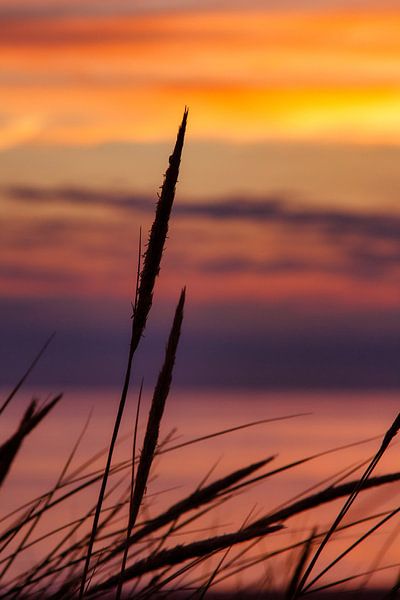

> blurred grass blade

[
  {"left": 105, "top": 455, "right": 275, "bottom": 566},
  {"left": 297, "top": 411, "right": 400, "bottom": 596},
  {"left": 0, "top": 394, "right": 61, "bottom": 487},
  {"left": 286, "top": 529, "right": 315, "bottom": 600},
  {"left": 0, "top": 333, "right": 55, "bottom": 417},
  {"left": 89, "top": 523, "right": 283, "bottom": 595}
]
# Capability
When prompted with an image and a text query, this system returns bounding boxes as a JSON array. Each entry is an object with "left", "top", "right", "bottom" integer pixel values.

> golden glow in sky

[{"left": 0, "top": 8, "right": 400, "bottom": 146}]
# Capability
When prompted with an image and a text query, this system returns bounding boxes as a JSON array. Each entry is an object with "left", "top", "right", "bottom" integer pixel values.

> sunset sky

[{"left": 1, "top": 0, "right": 399, "bottom": 389}]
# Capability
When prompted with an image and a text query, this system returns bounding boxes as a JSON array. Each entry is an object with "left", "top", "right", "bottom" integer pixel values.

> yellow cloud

[{"left": 1, "top": 8, "right": 400, "bottom": 145}]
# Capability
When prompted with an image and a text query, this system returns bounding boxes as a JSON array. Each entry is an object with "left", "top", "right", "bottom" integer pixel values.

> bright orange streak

[{"left": 0, "top": 8, "right": 400, "bottom": 146}]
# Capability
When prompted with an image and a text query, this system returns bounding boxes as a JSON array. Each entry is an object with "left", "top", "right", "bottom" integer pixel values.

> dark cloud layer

[
  {"left": 199, "top": 249, "right": 400, "bottom": 279},
  {"left": 6, "top": 184, "right": 400, "bottom": 242},
  {"left": 5, "top": 185, "right": 400, "bottom": 280}
]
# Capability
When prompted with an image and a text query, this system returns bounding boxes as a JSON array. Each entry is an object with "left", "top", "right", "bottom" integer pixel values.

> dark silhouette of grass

[
  {"left": 0, "top": 394, "right": 61, "bottom": 487},
  {"left": 78, "top": 108, "right": 188, "bottom": 599},
  {"left": 295, "top": 412, "right": 400, "bottom": 597},
  {"left": 0, "top": 333, "right": 55, "bottom": 417},
  {"left": 285, "top": 528, "right": 315, "bottom": 600},
  {"left": 116, "top": 380, "right": 143, "bottom": 599},
  {"left": 1, "top": 110, "right": 399, "bottom": 599},
  {"left": 116, "top": 288, "right": 185, "bottom": 600}
]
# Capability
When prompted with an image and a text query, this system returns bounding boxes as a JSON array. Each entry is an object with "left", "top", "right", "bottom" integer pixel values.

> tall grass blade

[
  {"left": 7, "top": 413, "right": 92, "bottom": 595},
  {"left": 89, "top": 523, "right": 283, "bottom": 595},
  {"left": 116, "top": 380, "right": 143, "bottom": 600},
  {"left": 78, "top": 109, "right": 188, "bottom": 599},
  {"left": 0, "top": 333, "right": 55, "bottom": 417},
  {"left": 195, "top": 506, "right": 257, "bottom": 600},
  {"left": 296, "top": 411, "right": 400, "bottom": 596},
  {"left": 249, "top": 471, "right": 400, "bottom": 531},
  {"left": 161, "top": 412, "right": 311, "bottom": 454},
  {"left": 125, "top": 288, "right": 185, "bottom": 535},
  {"left": 303, "top": 505, "right": 400, "bottom": 593},
  {"left": 285, "top": 529, "right": 315, "bottom": 600},
  {"left": 0, "top": 394, "right": 62, "bottom": 487},
  {"left": 105, "top": 455, "right": 275, "bottom": 566}
]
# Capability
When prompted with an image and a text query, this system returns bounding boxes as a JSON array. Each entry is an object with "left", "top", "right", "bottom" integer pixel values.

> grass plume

[
  {"left": 116, "top": 288, "right": 185, "bottom": 599},
  {"left": 78, "top": 109, "right": 188, "bottom": 598},
  {"left": 0, "top": 394, "right": 61, "bottom": 487}
]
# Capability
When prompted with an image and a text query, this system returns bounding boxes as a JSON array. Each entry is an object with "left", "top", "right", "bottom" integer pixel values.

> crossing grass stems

[{"left": 1, "top": 110, "right": 400, "bottom": 599}]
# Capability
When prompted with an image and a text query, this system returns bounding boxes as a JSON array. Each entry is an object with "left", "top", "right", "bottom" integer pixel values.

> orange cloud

[{"left": 0, "top": 8, "right": 400, "bottom": 146}]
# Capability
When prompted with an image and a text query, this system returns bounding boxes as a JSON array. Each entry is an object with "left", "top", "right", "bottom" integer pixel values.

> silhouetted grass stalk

[
  {"left": 115, "top": 380, "right": 143, "bottom": 599},
  {"left": 0, "top": 333, "right": 55, "bottom": 417},
  {"left": 295, "top": 412, "right": 400, "bottom": 597},
  {"left": 0, "top": 394, "right": 61, "bottom": 487},
  {"left": 116, "top": 288, "right": 185, "bottom": 599},
  {"left": 78, "top": 109, "right": 188, "bottom": 598}
]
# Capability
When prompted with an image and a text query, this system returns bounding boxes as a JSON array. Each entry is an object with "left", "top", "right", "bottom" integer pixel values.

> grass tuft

[{"left": 1, "top": 110, "right": 399, "bottom": 600}]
